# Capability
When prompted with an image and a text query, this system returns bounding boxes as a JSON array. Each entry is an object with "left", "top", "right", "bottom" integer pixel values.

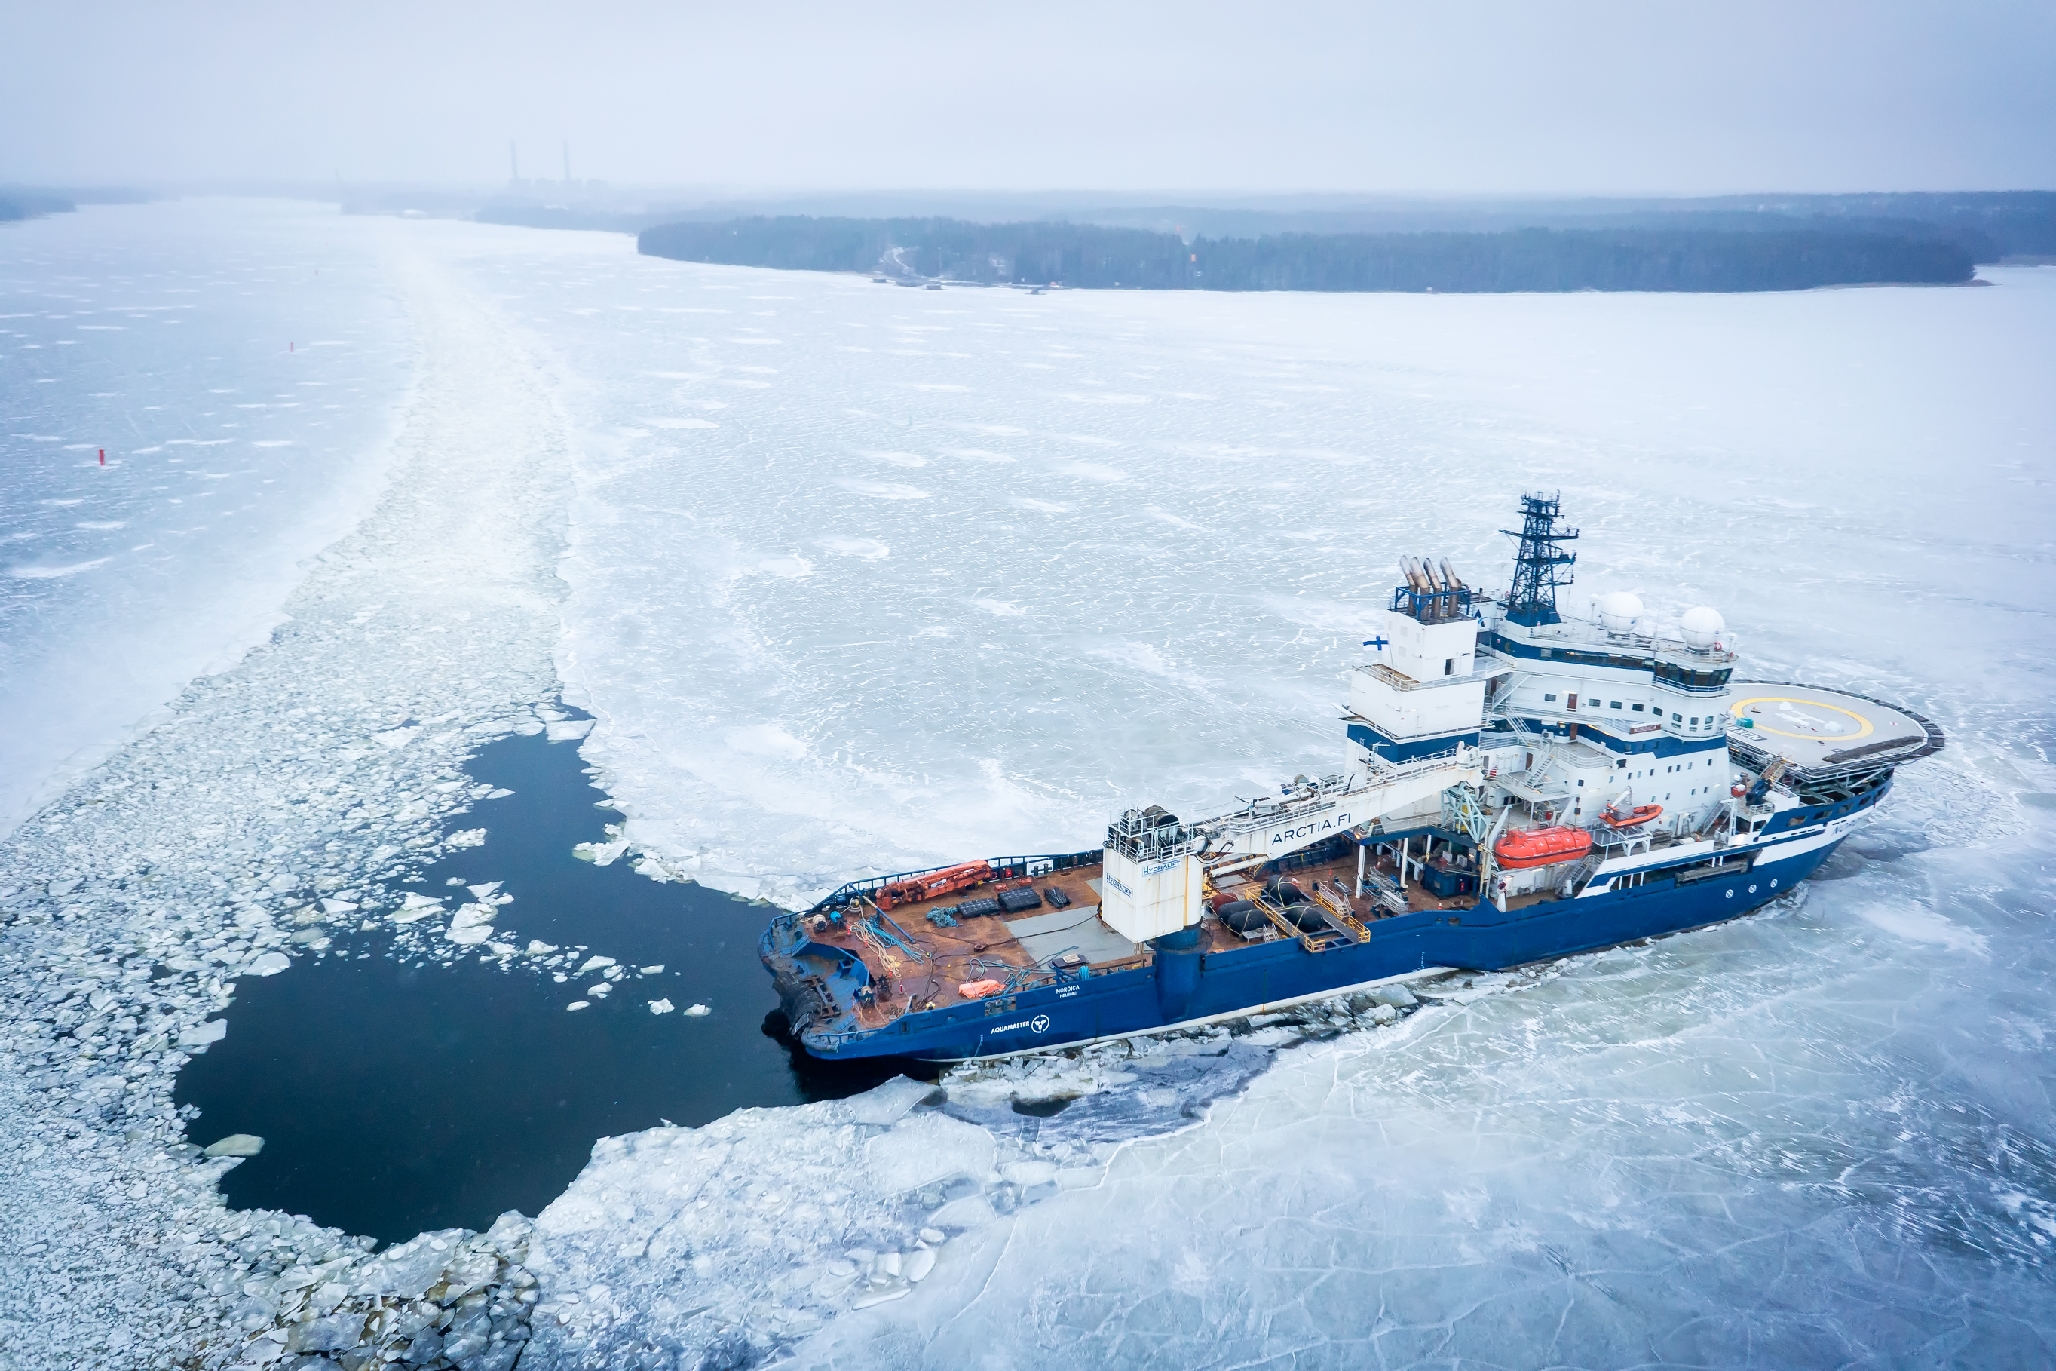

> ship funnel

[{"left": 1439, "top": 558, "right": 1464, "bottom": 591}]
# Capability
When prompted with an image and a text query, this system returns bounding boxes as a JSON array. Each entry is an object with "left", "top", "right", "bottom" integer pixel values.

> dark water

[{"left": 177, "top": 722, "right": 919, "bottom": 1243}]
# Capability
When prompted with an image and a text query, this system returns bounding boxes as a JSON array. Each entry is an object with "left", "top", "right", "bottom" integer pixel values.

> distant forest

[
  {"left": 0, "top": 190, "right": 77, "bottom": 224},
  {"left": 638, "top": 216, "right": 1979, "bottom": 293}
]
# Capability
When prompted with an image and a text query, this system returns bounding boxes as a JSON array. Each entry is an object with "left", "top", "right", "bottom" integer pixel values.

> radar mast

[{"left": 1502, "top": 492, "right": 1579, "bottom": 627}]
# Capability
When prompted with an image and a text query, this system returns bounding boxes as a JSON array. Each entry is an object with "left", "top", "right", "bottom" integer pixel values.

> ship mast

[{"left": 1501, "top": 492, "right": 1579, "bottom": 627}]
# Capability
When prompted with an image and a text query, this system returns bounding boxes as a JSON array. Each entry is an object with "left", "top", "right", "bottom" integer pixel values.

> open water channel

[{"left": 175, "top": 719, "right": 912, "bottom": 1242}]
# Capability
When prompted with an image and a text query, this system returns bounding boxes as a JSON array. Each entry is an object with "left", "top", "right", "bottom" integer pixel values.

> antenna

[{"left": 1501, "top": 492, "right": 1579, "bottom": 627}]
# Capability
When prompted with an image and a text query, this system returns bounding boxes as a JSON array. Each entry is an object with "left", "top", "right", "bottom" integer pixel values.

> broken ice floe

[
  {"left": 647, "top": 998, "right": 674, "bottom": 1015},
  {"left": 203, "top": 1132, "right": 265, "bottom": 1159},
  {"left": 517, "top": 982, "right": 1464, "bottom": 1367}
]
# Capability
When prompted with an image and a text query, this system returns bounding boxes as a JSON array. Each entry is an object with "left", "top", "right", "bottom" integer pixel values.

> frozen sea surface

[
  {"left": 0, "top": 206, "right": 2052, "bottom": 1368},
  {"left": 0, "top": 199, "right": 410, "bottom": 833},
  {"left": 467, "top": 242, "right": 2054, "bottom": 904}
]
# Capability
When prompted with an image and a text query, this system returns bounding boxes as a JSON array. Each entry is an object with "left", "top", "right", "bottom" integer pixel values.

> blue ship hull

[{"left": 761, "top": 785, "right": 1874, "bottom": 1063}]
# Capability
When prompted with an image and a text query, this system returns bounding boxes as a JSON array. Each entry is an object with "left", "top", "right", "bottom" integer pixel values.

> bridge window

[
  {"left": 1632, "top": 703, "right": 1645, "bottom": 712},
  {"left": 1671, "top": 712, "right": 1682, "bottom": 722},
  {"left": 1610, "top": 700, "right": 1622, "bottom": 709}
]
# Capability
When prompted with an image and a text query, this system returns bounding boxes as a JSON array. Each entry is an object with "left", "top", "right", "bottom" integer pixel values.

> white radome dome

[
  {"left": 1679, "top": 605, "right": 1726, "bottom": 649},
  {"left": 1597, "top": 591, "right": 1644, "bottom": 633}
]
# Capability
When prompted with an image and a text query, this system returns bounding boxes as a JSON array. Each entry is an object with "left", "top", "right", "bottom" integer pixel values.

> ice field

[
  {"left": 2, "top": 202, "right": 2054, "bottom": 1367},
  {"left": 0, "top": 200, "right": 410, "bottom": 834}
]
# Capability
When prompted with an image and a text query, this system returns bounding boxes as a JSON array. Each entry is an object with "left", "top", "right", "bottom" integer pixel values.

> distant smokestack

[
  {"left": 509, "top": 140, "right": 519, "bottom": 185},
  {"left": 562, "top": 141, "right": 571, "bottom": 184}
]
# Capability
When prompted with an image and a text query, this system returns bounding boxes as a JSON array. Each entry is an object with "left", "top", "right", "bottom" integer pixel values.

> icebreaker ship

[{"left": 761, "top": 494, "right": 1943, "bottom": 1062}]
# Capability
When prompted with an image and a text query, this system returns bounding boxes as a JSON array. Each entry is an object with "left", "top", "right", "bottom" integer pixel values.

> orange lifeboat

[
  {"left": 1492, "top": 825, "right": 1593, "bottom": 870},
  {"left": 1599, "top": 803, "right": 1663, "bottom": 830}
]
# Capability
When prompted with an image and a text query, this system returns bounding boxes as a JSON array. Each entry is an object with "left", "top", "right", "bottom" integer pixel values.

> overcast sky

[{"left": 5, "top": 1, "right": 2051, "bottom": 194}]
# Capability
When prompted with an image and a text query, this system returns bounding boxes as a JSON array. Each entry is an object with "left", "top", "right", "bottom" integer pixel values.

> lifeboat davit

[
  {"left": 1492, "top": 825, "right": 1593, "bottom": 870},
  {"left": 1599, "top": 803, "right": 1663, "bottom": 830}
]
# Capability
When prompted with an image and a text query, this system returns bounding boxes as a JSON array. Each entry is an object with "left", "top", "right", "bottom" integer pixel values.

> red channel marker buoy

[{"left": 99, "top": 449, "right": 105, "bottom": 466}]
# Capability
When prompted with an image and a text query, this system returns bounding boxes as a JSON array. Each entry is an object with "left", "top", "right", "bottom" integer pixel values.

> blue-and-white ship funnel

[{"left": 1346, "top": 555, "right": 1488, "bottom": 764}]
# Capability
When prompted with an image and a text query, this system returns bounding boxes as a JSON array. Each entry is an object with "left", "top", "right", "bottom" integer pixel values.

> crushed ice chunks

[
  {"left": 247, "top": 951, "right": 291, "bottom": 977},
  {"left": 648, "top": 999, "right": 674, "bottom": 1015},
  {"left": 545, "top": 719, "right": 593, "bottom": 742},
  {"left": 465, "top": 881, "right": 504, "bottom": 900},
  {"left": 392, "top": 893, "right": 442, "bottom": 921},
  {"left": 203, "top": 1133, "right": 264, "bottom": 1159},
  {"left": 683, "top": 1003, "right": 711, "bottom": 1017},
  {"left": 443, "top": 902, "right": 497, "bottom": 945},
  {"left": 218, "top": 1214, "right": 539, "bottom": 1366},
  {"left": 586, "top": 984, "right": 612, "bottom": 998},
  {"left": 319, "top": 897, "right": 358, "bottom": 915},
  {"left": 529, "top": 1077, "right": 1012, "bottom": 1363},
  {"left": 526, "top": 940, "right": 558, "bottom": 956},
  {"left": 566, "top": 1001, "right": 590, "bottom": 1012},
  {"left": 638, "top": 964, "right": 664, "bottom": 975},
  {"left": 574, "top": 955, "right": 615, "bottom": 976},
  {"left": 445, "top": 827, "right": 487, "bottom": 848},
  {"left": 181, "top": 1019, "right": 228, "bottom": 1047}
]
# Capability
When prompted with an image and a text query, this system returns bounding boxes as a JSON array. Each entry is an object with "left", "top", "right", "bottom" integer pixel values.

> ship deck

[{"left": 805, "top": 846, "right": 1543, "bottom": 1032}]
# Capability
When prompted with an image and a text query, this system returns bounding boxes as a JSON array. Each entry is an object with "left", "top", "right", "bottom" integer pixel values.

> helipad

[{"left": 1728, "top": 684, "right": 1939, "bottom": 770}]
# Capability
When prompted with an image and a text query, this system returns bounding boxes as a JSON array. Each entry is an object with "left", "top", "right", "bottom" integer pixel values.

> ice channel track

[{"left": 0, "top": 246, "right": 573, "bottom": 1369}]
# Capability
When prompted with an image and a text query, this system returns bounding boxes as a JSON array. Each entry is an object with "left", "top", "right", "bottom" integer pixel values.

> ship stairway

[
  {"left": 1563, "top": 851, "right": 1607, "bottom": 896},
  {"left": 1359, "top": 873, "right": 1410, "bottom": 917}
]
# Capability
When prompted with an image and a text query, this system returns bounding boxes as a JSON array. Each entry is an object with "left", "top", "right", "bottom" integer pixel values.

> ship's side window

[
  {"left": 1544, "top": 693, "right": 1557, "bottom": 702},
  {"left": 1444, "top": 657, "right": 1455, "bottom": 676},
  {"left": 1632, "top": 703, "right": 1645, "bottom": 712},
  {"left": 1689, "top": 717, "right": 1698, "bottom": 726},
  {"left": 1610, "top": 700, "right": 1622, "bottom": 709},
  {"left": 1671, "top": 712, "right": 1682, "bottom": 722}
]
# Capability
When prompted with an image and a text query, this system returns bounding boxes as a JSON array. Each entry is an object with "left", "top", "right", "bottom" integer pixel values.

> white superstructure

[{"left": 1093, "top": 493, "right": 1924, "bottom": 945}]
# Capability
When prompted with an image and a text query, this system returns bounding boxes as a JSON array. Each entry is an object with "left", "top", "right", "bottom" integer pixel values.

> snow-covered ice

[
  {"left": 1, "top": 205, "right": 2053, "bottom": 1367},
  {"left": 0, "top": 200, "right": 411, "bottom": 835}
]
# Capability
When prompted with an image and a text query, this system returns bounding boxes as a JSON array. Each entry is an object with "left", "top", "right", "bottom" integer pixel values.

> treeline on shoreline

[
  {"left": 638, "top": 216, "right": 1979, "bottom": 292},
  {"left": 0, "top": 190, "right": 79, "bottom": 224}
]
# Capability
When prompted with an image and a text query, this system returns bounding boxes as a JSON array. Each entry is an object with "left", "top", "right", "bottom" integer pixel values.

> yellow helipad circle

[{"left": 1730, "top": 695, "right": 1874, "bottom": 742}]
